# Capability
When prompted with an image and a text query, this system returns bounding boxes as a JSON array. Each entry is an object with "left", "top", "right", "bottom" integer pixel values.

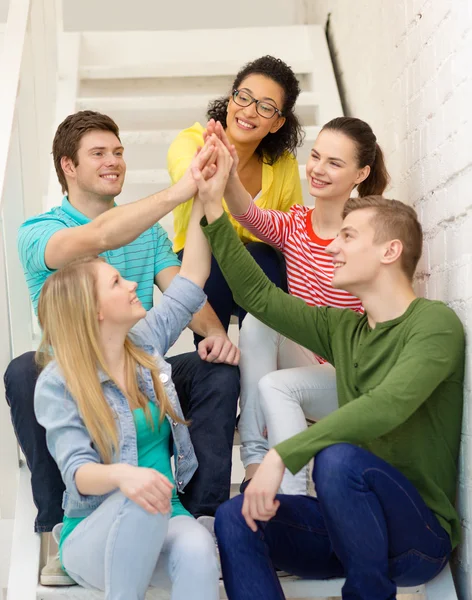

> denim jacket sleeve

[
  {"left": 34, "top": 367, "right": 101, "bottom": 503},
  {"left": 130, "top": 274, "right": 206, "bottom": 356}
]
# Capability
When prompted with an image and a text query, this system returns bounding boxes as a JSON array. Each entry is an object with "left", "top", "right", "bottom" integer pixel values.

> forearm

[
  {"left": 188, "top": 300, "right": 226, "bottom": 337},
  {"left": 75, "top": 462, "right": 128, "bottom": 496},
  {"left": 95, "top": 187, "right": 184, "bottom": 251},
  {"left": 200, "top": 211, "right": 333, "bottom": 357},
  {"left": 179, "top": 197, "right": 211, "bottom": 288},
  {"left": 224, "top": 175, "right": 252, "bottom": 216}
]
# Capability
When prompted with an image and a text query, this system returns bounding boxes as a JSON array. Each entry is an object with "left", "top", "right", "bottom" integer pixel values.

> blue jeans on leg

[
  {"left": 4, "top": 350, "right": 239, "bottom": 531},
  {"left": 168, "top": 352, "right": 239, "bottom": 517},
  {"left": 4, "top": 351, "right": 64, "bottom": 532},
  {"left": 215, "top": 444, "right": 451, "bottom": 600},
  {"left": 178, "top": 242, "right": 287, "bottom": 348}
]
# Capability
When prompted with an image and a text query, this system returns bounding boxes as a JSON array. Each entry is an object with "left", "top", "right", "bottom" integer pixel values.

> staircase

[
  {"left": 4, "top": 14, "right": 451, "bottom": 600},
  {"left": 48, "top": 25, "right": 344, "bottom": 221}
]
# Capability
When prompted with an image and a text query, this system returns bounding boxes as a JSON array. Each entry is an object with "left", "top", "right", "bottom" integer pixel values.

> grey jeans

[{"left": 61, "top": 491, "right": 219, "bottom": 600}]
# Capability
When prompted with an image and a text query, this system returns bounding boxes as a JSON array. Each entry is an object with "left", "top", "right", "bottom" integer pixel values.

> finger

[
  {"left": 147, "top": 489, "right": 171, "bottom": 514},
  {"left": 224, "top": 344, "right": 239, "bottom": 366},
  {"left": 205, "top": 338, "right": 224, "bottom": 362},
  {"left": 197, "top": 340, "right": 208, "bottom": 360},
  {"left": 136, "top": 496, "right": 159, "bottom": 514},
  {"left": 242, "top": 494, "right": 258, "bottom": 532},
  {"left": 191, "top": 166, "right": 203, "bottom": 183},
  {"left": 154, "top": 472, "right": 174, "bottom": 491},
  {"left": 232, "top": 347, "right": 241, "bottom": 366},
  {"left": 212, "top": 339, "right": 232, "bottom": 364},
  {"left": 201, "top": 164, "right": 217, "bottom": 180},
  {"left": 140, "top": 490, "right": 163, "bottom": 513}
]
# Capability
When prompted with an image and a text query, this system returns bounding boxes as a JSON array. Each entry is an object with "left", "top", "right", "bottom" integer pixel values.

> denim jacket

[{"left": 34, "top": 275, "right": 206, "bottom": 518}]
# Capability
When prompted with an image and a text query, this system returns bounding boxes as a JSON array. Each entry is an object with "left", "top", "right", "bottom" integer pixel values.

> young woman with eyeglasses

[{"left": 167, "top": 55, "right": 304, "bottom": 347}]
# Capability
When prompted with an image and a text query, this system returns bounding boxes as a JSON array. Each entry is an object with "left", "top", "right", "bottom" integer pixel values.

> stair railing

[{"left": 0, "top": 0, "right": 59, "bottom": 598}]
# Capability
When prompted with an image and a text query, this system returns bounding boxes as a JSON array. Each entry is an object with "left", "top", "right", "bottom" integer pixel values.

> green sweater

[{"left": 202, "top": 213, "right": 465, "bottom": 548}]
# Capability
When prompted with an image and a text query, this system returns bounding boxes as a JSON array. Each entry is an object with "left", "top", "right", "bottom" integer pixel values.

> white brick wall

[{"left": 303, "top": 1, "right": 472, "bottom": 597}]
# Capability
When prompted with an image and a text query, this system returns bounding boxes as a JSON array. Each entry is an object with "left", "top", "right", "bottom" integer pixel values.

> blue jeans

[
  {"left": 61, "top": 492, "right": 219, "bottom": 600},
  {"left": 178, "top": 242, "right": 287, "bottom": 347},
  {"left": 215, "top": 444, "right": 452, "bottom": 600},
  {"left": 4, "top": 350, "right": 239, "bottom": 532}
]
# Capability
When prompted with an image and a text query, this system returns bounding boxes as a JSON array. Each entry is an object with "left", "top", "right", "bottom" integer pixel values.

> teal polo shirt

[{"left": 18, "top": 197, "right": 181, "bottom": 314}]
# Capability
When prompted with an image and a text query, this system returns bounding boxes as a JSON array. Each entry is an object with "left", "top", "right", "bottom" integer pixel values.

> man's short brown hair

[
  {"left": 342, "top": 195, "right": 423, "bottom": 280},
  {"left": 52, "top": 111, "right": 121, "bottom": 193}
]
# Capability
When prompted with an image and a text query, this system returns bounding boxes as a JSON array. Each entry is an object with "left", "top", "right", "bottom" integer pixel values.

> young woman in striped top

[{"left": 205, "top": 116, "right": 390, "bottom": 493}]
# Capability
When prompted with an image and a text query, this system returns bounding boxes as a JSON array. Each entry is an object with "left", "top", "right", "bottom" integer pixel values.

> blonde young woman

[
  {"left": 205, "top": 117, "right": 390, "bottom": 494},
  {"left": 33, "top": 180, "right": 225, "bottom": 600}
]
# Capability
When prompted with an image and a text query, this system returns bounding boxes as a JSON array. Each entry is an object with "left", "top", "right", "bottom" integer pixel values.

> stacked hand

[{"left": 191, "top": 133, "right": 234, "bottom": 206}]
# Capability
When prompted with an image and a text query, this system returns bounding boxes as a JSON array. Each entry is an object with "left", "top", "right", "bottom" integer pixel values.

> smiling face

[
  {"left": 62, "top": 130, "right": 126, "bottom": 201},
  {"left": 94, "top": 262, "right": 146, "bottom": 329},
  {"left": 306, "top": 129, "right": 370, "bottom": 201},
  {"left": 326, "top": 208, "right": 387, "bottom": 294},
  {"left": 226, "top": 74, "right": 286, "bottom": 145}
]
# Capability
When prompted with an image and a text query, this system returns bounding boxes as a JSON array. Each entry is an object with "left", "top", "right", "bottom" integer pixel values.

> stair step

[
  {"left": 36, "top": 577, "right": 424, "bottom": 599},
  {"left": 77, "top": 91, "right": 320, "bottom": 130},
  {"left": 78, "top": 26, "right": 326, "bottom": 81}
]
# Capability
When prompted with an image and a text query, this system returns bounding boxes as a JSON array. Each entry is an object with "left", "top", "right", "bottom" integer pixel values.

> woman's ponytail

[{"left": 357, "top": 143, "right": 390, "bottom": 196}]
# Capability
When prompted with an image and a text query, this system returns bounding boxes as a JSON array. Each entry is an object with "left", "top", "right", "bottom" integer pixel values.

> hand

[
  {"left": 204, "top": 119, "right": 239, "bottom": 177},
  {"left": 171, "top": 140, "right": 218, "bottom": 203},
  {"left": 197, "top": 334, "right": 240, "bottom": 365},
  {"left": 117, "top": 464, "right": 174, "bottom": 514},
  {"left": 242, "top": 449, "right": 285, "bottom": 531},
  {"left": 191, "top": 137, "right": 233, "bottom": 206}
]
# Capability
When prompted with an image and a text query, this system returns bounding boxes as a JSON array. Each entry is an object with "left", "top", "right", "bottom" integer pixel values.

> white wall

[
  {"left": 62, "top": 0, "right": 304, "bottom": 31},
  {"left": 304, "top": 0, "right": 472, "bottom": 597},
  {"left": 0, "top": 0, "right": 9, "bottom": 22}
]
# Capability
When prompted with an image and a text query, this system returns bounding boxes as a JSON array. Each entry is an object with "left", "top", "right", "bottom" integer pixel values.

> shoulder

[
  {"left": 35, "top": 361, "right": 69, "bottom": 408},
  {"left": 271, "top": 151, "right": 299, "bottom": 172},
  {"left": 411, "top": 298, "right": 464, "bottom": 336},
  {"left": 36, "top": 360, "right": 65, "bottom": 389},
  {"left": 19, "top": 206, "right": 69, "bottom": 235},
  {"left": 169, "top": 122, "right": 204, "bottom": 151}
]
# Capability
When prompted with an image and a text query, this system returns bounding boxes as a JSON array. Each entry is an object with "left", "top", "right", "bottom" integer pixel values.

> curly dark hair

[{"left": 207, "top": 56, "right": 304, "bottom": 165}]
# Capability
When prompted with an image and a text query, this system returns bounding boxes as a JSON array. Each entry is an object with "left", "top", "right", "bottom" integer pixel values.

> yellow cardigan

[{"left": 167, "top": 122, "right": 303, "bottom": 252}]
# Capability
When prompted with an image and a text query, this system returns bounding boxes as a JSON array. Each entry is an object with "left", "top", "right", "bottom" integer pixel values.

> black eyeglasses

[{"left": 232, "top": 89, "right": 282, "bottom": 119}]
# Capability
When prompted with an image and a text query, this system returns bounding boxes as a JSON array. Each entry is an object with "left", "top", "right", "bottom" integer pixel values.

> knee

[
  {"left": 171, "top": 523, "right": 218, "bottom": 578},
  {"left": 258, "top": 370, "right": 292, "bottom": 412},
  {"left": 4, "top": 351, "right": 36, "bottom": 382},
  {"left": 4, "top": 351, "right": 37, "bottom": 405},
  {"left": 313, "top": 443, "right": 361, "bottom": 493},
  {"left": 204, "top": 362, "right": 240, "bottom": 399},
  {"left": 215, "top": 496, "right": 245, "bottom": 546}
]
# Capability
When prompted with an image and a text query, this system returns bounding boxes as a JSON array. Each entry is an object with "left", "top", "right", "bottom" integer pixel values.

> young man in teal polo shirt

[
  {"left": 4, "top": 111, "right": 240, "bottom": 585},
  {"left": 188, "top": 141, "right": 464, "bottom": 599}
]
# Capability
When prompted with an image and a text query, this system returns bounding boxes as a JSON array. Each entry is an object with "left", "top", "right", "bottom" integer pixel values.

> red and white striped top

[{"left": 233, "top": 202, "right": 364, "bottom": 314}]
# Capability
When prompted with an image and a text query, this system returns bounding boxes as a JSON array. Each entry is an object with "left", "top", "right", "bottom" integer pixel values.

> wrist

[
  {"left": 110, "top": 463, "right": 130, "bottom": 488},
  {"left": 267, "top": 448, "right": 285, "bottom": 469},
  {"left": 204, "top": 202, "right": 225, "bottom": 224},
  {"left": 168, "top": 177, "right": 193, "bottom": 207}
]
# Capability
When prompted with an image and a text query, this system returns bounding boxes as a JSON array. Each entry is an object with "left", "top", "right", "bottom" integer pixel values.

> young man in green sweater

[{"left": 188, "top": 140, "right": 465, "bottom": 599}]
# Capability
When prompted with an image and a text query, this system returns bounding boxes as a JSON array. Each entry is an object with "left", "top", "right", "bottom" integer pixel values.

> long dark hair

[
  {"left": 321, "top": 117, "right": 390, "bottom": 196},
  {"left": 207, "top": 56, "right": 304, "bottom": 165}
]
